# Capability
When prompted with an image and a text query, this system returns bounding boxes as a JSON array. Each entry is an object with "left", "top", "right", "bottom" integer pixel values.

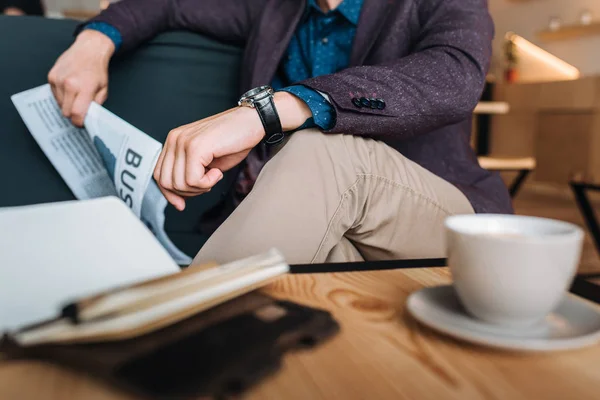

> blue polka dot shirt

[
  {"left": 275, "top": 0, "right": 363, "bottom": 131},
  {"left": 85, "top": 0, "right": 364, "bottom": 131}
]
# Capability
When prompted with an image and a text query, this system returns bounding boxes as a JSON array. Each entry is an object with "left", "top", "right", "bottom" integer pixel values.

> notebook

[{"left": 0, "top": 197, "right": 289, "bottom": 346}]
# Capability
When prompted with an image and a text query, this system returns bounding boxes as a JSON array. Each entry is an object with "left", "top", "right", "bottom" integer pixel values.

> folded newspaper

[{"left": 12, "top": 84, "right": 192, "bottom": 264}]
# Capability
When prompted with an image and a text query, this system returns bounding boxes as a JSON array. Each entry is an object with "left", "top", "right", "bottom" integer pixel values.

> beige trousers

[{"left": 192, "top": 129, "right": 474, "bottom": 265}]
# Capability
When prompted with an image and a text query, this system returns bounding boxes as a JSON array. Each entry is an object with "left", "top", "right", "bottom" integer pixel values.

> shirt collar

[{"left": 306, "top": 0, "right": 363, "bottom": 25}]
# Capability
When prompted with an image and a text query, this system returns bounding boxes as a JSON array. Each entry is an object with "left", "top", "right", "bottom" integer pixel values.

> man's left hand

[
  {"left": 154, "top": 91, "right": 312, "bottom": 211},
  {"left": 153, "top": 106, "right": 264, "bottom": 211}
]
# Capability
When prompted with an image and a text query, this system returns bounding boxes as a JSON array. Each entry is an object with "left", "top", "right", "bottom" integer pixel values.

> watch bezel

[{"left": 238, "top": 85, "right": 274, "bottom": 108}]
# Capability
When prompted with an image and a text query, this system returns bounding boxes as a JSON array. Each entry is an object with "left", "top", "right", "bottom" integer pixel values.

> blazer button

[
  {"left": 360, "top": 97, "right": 371, "bottom": 108},
  {"left": 352, "top": 97, "right": 362, "bottom": 108},
  {"left": 368, "top": 98, "right": 378, "bottom": 109},
  {"left": 376, "top": 99, "right": 386, "bottom": 110}
]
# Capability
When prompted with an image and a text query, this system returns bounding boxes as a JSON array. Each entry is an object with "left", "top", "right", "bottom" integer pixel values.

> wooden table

[{"left": 2, "top": 268, "right": 600, "bottom": 399}]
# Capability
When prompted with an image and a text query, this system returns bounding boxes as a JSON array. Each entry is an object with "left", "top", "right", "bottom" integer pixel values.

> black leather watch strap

[{"left": 256, "top": 96, "right": 285, "bottom": 145}]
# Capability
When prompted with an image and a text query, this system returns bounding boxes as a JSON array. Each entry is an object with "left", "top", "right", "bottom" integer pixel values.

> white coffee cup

[{"left": 445, "top": 214, "right": 584, "bottom": 327}]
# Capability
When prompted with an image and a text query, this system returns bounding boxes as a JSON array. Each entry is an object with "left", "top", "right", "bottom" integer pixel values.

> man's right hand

[{"left": 48, "top": 30, "right": 115, "bottom": 127}]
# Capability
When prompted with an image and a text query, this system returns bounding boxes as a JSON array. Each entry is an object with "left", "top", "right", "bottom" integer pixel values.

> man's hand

[
  {"left": 3, "top": 7, "right": 25, "bottom": 15},
  {"left": 153, "top": 107, "right": 264, "bottom": 211},
  {"left": 154, "top": 91, "right": 312, "bottom": 211},
  {"left": 48, "top": 30, "right": 115, "bottom": 127}
]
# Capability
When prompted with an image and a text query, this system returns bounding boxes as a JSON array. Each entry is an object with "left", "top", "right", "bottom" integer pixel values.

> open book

[
  {"left": 11, "top": 85, "right": 191, "bottom": 264},
  {"left": 0, "top": 198, "right": 289, "bottom": 347}
]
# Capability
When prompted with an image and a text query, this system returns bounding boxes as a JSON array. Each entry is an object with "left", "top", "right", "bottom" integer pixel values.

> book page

[
  {"left": 11, "top": 85, "right": 192, "bottom": 264},
  {"left": 10, "top": 85, "right": 116, "bottom": 199},
  {"left": 11, "top": 85, "right": 162, "bottom": 217},
  {"left": 84, "top": 101, "right": 161, "bottom": 217},
  {"left": 0, "top": 198, "right": 180, "bottom": 332},
  {"left": 140, "top": 181, "right": 193, "bottom": 264}
]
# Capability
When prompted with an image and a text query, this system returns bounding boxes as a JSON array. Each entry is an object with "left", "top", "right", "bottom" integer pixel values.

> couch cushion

[{"left": 0, "top": 15, "right": 243, "bottom": 256}]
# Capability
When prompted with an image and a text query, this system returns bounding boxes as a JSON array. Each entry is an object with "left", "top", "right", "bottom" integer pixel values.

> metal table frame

[
  {"left": 503, "top": 168, "right": 532, "bottom": 198},
  {"left": 289, "top": 257, "right": 600, "bottom": 304},
  {"left": 570, "top": 181, "right": 600, "bottom": 258}
]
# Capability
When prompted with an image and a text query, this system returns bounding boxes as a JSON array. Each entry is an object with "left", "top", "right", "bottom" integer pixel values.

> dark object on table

[
  {"left": 288, "top": 257, "right": 600, "bottom": 308},
  {"left": 1, "top": 292, "right": 339, "bottom": 399}
]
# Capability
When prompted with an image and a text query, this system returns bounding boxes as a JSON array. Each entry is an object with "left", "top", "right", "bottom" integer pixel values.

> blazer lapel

[
  {"left": 247, "top": 0, "right": 306, "bottom": 89},
  {"left": 350, "top": 0, "right": 393, "bottom": 66}
]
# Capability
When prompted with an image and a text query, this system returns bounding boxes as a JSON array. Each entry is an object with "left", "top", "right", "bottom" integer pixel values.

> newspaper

[{"left": 11, "top": 84, "right": 192, "bottom": 264}]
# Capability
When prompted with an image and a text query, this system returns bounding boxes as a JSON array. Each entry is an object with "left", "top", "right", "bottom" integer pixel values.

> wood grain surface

[{"left": 2, "top": 268, "right": 600, "bottom": 400}]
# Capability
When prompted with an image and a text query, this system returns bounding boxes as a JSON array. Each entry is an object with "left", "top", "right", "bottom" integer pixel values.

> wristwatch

[{"left": 238, "top": 85, "right": 285, "bottom": 145}]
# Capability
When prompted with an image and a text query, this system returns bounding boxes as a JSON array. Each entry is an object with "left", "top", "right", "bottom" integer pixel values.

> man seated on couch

[{"left": 47, "top": 0, "right": 512, "bottom": 265}]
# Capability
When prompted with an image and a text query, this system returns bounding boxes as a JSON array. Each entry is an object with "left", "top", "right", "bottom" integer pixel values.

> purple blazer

[{"left": 89, "top": 0, "right": 513, "bottom": 214}]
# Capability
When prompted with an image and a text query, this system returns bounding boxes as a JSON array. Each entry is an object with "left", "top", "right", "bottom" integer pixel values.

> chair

[
  {"left": 472, "top": 97, "right": 535, "bottom": 199},
  {"left": 478, "top": 156, "right": 536, "bottom": 198},
  {"left": 570, "top": 178, "right": 600, "bottom": 259}
]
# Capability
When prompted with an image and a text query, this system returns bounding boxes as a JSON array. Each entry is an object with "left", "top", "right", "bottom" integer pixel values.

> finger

[
  {"left": 61, "top": 89, "right": 77, "bottom": 119},
  {"left": 167, "top": 185, "right": 211, "bottom": 196},
  {"left": 50, "top": 83, "right": 62, "bottom": 106},
  {"left": 173, "top": 136, "right": 191, "bottom": 192},
  {"left": 159, "top": 140, "right": 177, "bottom": 192},
  {"left": 194, "top": 168, "right": 224, "bottom": 191},
  {"left": 51, "top": 81, "right": 65, "bottom": 108},
  {"left": 154, "top": 130, "right": 176, "bottom": 182},
  {"left": 183, "top": 145, "right": 211, "bottom": 190},
  {"left": 154, "top": 147, "right": 166, "bottom": 183},
  {"left": 159, "top": 186, "right": 187, "bottom": 212},
  {"left": 48, "top": 68, "right": 63, "bottom": 106},
  {"left": 94, "top": 87, "right": 108, "bottom": 105},
  {"left": 70, "top": 90, "right": 95, "bottom": 127}
]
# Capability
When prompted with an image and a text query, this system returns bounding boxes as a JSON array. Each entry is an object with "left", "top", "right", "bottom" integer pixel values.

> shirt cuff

[
  {"left": 279, "top": 85, "right": 336, "bottom": 131},
  {"left": 84, "top": 22, "right": 123, "bottom": 51}
]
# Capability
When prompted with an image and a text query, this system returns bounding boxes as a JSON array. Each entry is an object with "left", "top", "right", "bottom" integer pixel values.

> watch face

[{"left": 239, "top": 85, "right": 273, "bottom": 107}]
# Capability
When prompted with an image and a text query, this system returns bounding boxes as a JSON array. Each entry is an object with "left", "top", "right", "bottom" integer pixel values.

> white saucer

[{"left": 406, "top": 285, "right": 600, "bottom": 352}]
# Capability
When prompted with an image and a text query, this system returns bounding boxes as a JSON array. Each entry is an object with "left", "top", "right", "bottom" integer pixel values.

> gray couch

[{"left": 0, "top": 15, "right": 243, "bottom": 256}]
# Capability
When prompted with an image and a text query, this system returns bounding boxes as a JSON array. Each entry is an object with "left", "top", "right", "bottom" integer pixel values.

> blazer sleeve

[
  {"left": 84, "top": 0, "right": 267, "bottom": 52},
  {"left": 299, "top": 0, "right": 494, "bottom": 140}
]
